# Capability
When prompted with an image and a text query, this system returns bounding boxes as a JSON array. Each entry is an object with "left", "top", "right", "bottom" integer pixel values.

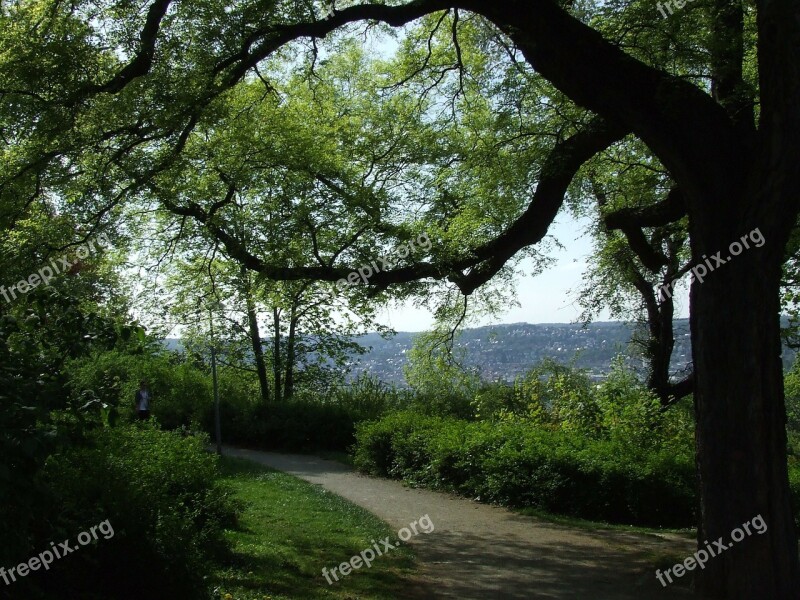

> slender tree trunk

[
  {"left": 284, "top": 310, "right": 297, "bottom": 401},
  {"left": 690, "top": 204, "right": 799, "bottom": 598},
  {"left": 272, "top": 307, "right": 282, "bottom": 403},
  {"left": 247, "top": 295, "right": 269, "bottom": 403},
  {"left": 242, "top": 266, "right": 270, "bottom": 403},
  {"left": 247, "top": 301, "right": 270, "bottom": 402}
]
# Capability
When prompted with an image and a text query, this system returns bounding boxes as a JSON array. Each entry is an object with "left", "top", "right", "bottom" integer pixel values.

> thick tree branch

[
  {"left": 709, "top": 0, "right": 755, "bottom": 133},
  {"left": 159, "top": 192, "right": 447, "bottom": 284},
  {"left": 593, "top": 180, "right": 694, "bottom": 406},
  {"left": 456, "top": 0, "right": 744, "bottom": 202},
  {"left": 592, "top": 181, "right": 669, "bottom": 273},
  {"left": 230, "top": 1, "right": 738, "bottom": 207},
  {"left": 450, "top": 117, "right": 628, "bottom": 294},
  {"left": 755, "top": 0, "right": 800, "bottom": 238},
  {"left": 216, "top": 0, "right": 456, "bottom": 85},
  {"left": 604, "top": 187, "right": 687, "bottom": 230},
  {"left": 208, "top": 0, "right": 745, "bottom": 222},
  {"left": 87, "top": 0, "right": 174, "bottom": 94}
]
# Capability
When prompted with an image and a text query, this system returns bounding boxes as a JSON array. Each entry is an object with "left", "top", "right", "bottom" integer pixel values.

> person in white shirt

[{"left": 135, "top": 380, "right": 152, "bottom": 420}]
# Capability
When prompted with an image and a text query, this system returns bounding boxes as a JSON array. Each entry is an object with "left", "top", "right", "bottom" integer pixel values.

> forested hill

[
  {"left": 164, "top": 319, "right": 797, "bottom": 386},
  {"left": 349, "top": 319, "right": 796, "bottom": 385}
]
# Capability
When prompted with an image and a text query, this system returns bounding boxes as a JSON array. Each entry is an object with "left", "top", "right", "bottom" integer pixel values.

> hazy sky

[{"left": 375, "top": 212, "right": 691, "bottom": 332}]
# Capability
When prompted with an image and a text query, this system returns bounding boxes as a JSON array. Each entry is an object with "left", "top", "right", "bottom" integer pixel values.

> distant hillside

[
  {"left": 348, "top": 320, "right": 691, "bottom": 385},
  {"left": 349, "top": 319, "right": 797, "bottom": 386},
  {"left": 164, "top": 318, "right": 797, "bottom": 386}
]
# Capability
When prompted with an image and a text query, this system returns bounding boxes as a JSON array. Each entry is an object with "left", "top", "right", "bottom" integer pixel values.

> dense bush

[
  {"left": 325, "top": 374, "right": 412, "bottom": 421},
  {"left": 790, "top": 456, "right": 800, "bottom": 529},
  {"left": 785, "top": 359, "right": 800, "bottom": 432},
  {"left": 403, "top": 331, "right": 481, "bottom": 419},
  {"left": 203, "top": 396, "right": 353, "bottom": 451},
  {"left": 471, "top": 358, "right": 694, "bottom": 452},
  {"left": 34, "top": 425, "right": 237, "bottom": 599},
  {"left": 163, "top": 373, "right": 411, "bottom": 452},
  {"left": 65, "top": 351, "right": 399, "bottom": 452},
  {"left": 354, "top": 410, "right": 697, "bottom": 527},
  {"left": 65, "top": 350, "right": 214, "bottom": 428},
  {"left": 0, "top": 292, "right": 148, "bottom": 585},
  {"left": 210, "top": 376, "right": 409, "bottom": 452}
]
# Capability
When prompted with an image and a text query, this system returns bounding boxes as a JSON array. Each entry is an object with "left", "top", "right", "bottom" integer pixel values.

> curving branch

[
  {"left": 158, "top": 191, "right": 446, "bottom": 284},
  {"left": 449, "top": 117, "right": 629, "bottom": 294},
  {"left": 604, "top": 186, "right": 687, "bottom": 231},
  {"left": 220, "top": 0, "right": 741, "bottom": 203},
  {"left": 457, "top": 0, "right": 742, "bottom": 200},
  {"left": 592, "top": 179, "right": 694, "bottom": 406},
  {"left": 87, "top": 0, "right": 174, "bottom": 95},
  {"left": 154, "top": 116, "right": 627, "bottom": 297},
  {"left": 593, "top": 182, "right": 669, "bottom": 273},
  {"left": 211, "top": 0, "right": 740, "bottom": 197}
]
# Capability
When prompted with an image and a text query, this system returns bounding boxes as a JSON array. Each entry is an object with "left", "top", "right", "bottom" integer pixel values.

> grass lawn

[{"left": 210, "top": 456, "right": 417, "bottom": 600}]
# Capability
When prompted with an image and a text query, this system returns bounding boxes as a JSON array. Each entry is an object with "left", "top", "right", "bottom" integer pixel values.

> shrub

[
  {"left": 470, "top": 381, "right": 521, "bottom": 421},
  {"left": 64, "top": 349, "right": 212, "bottom": 427},
  {"left": 354, "top": 411, "right": 697, "bottom": 527},
  {"left": 259, "top": 399, "right": 361, "bottom": 451},
  {"left": 209, "top": 376, "right": 412, "bottom": 452},
  {"left": 594, "top": 358, "right": 693, "bottom": 453},
  {"left": 789, "top": 457, "right": 800, "bottom": 529},
  {"left": 200, "top": 394, "right": 360, "bottom": 452},
  {"left": 785, "top": 360, "right": 800, "bottom": 432},
  {"left": 510, "top": 358, "right": 598, "bottom": 431},
  {"left": 352, "top": 410, "right": 441, "bottom": 478},
  {"left": 36, "top": 424, "right": 238, "bottom": 599},
  {"left": 472, "top": 358, "right": 694, "bottom": 456},
  {"left": 403, "top": 331, "right": 480, "bottom": 419},
  {"left": 325, "top": 374, "right": 412, "bottom": 421}
]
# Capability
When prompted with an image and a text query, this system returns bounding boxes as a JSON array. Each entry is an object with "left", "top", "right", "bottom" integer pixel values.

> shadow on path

[{"left": 224, "top": 447, "right": 696, "bottom": 600}]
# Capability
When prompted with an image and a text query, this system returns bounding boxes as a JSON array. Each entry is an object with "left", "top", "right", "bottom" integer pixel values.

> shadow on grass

[{"left": 209, "top": 455, "right": 428, "bottom": 600}]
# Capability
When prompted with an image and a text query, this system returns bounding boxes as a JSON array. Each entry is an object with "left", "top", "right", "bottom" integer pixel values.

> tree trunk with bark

[{"left": 689, "top": 185, "right": 799, "bottom": 598}]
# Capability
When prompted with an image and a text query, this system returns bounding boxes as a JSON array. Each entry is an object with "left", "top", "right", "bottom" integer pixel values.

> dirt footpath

[{"left": 224, "top": 447, "right": 697, "bottom": 600}]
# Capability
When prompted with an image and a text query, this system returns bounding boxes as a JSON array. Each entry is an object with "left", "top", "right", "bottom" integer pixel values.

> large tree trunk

[{"left": 690, "top": 206, "right": 799, "bottom": 598}]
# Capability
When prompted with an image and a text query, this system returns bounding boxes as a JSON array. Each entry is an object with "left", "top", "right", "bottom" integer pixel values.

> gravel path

[{"left": 224, "top": 447, "right": 697, "bottom": 600}]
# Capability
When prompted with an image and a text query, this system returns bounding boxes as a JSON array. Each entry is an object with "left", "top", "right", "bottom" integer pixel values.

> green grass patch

[{"left": 210, "top": 456, "right": 416, "bottom": 600}]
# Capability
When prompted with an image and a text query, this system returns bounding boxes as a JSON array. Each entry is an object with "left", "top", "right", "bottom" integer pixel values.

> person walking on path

[{"left": 135, "top": 380, "right": 152, "bottom": 420}]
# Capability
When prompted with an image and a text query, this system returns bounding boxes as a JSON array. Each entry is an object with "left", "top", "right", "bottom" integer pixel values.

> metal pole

[{"left": 210, "top": 310, "right": 222, "bottom": 455}]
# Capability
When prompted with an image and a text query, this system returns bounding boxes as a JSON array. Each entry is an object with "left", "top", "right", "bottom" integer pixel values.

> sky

[{"left": 374, "top": 212, "right": 691, "bottom": 332}]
